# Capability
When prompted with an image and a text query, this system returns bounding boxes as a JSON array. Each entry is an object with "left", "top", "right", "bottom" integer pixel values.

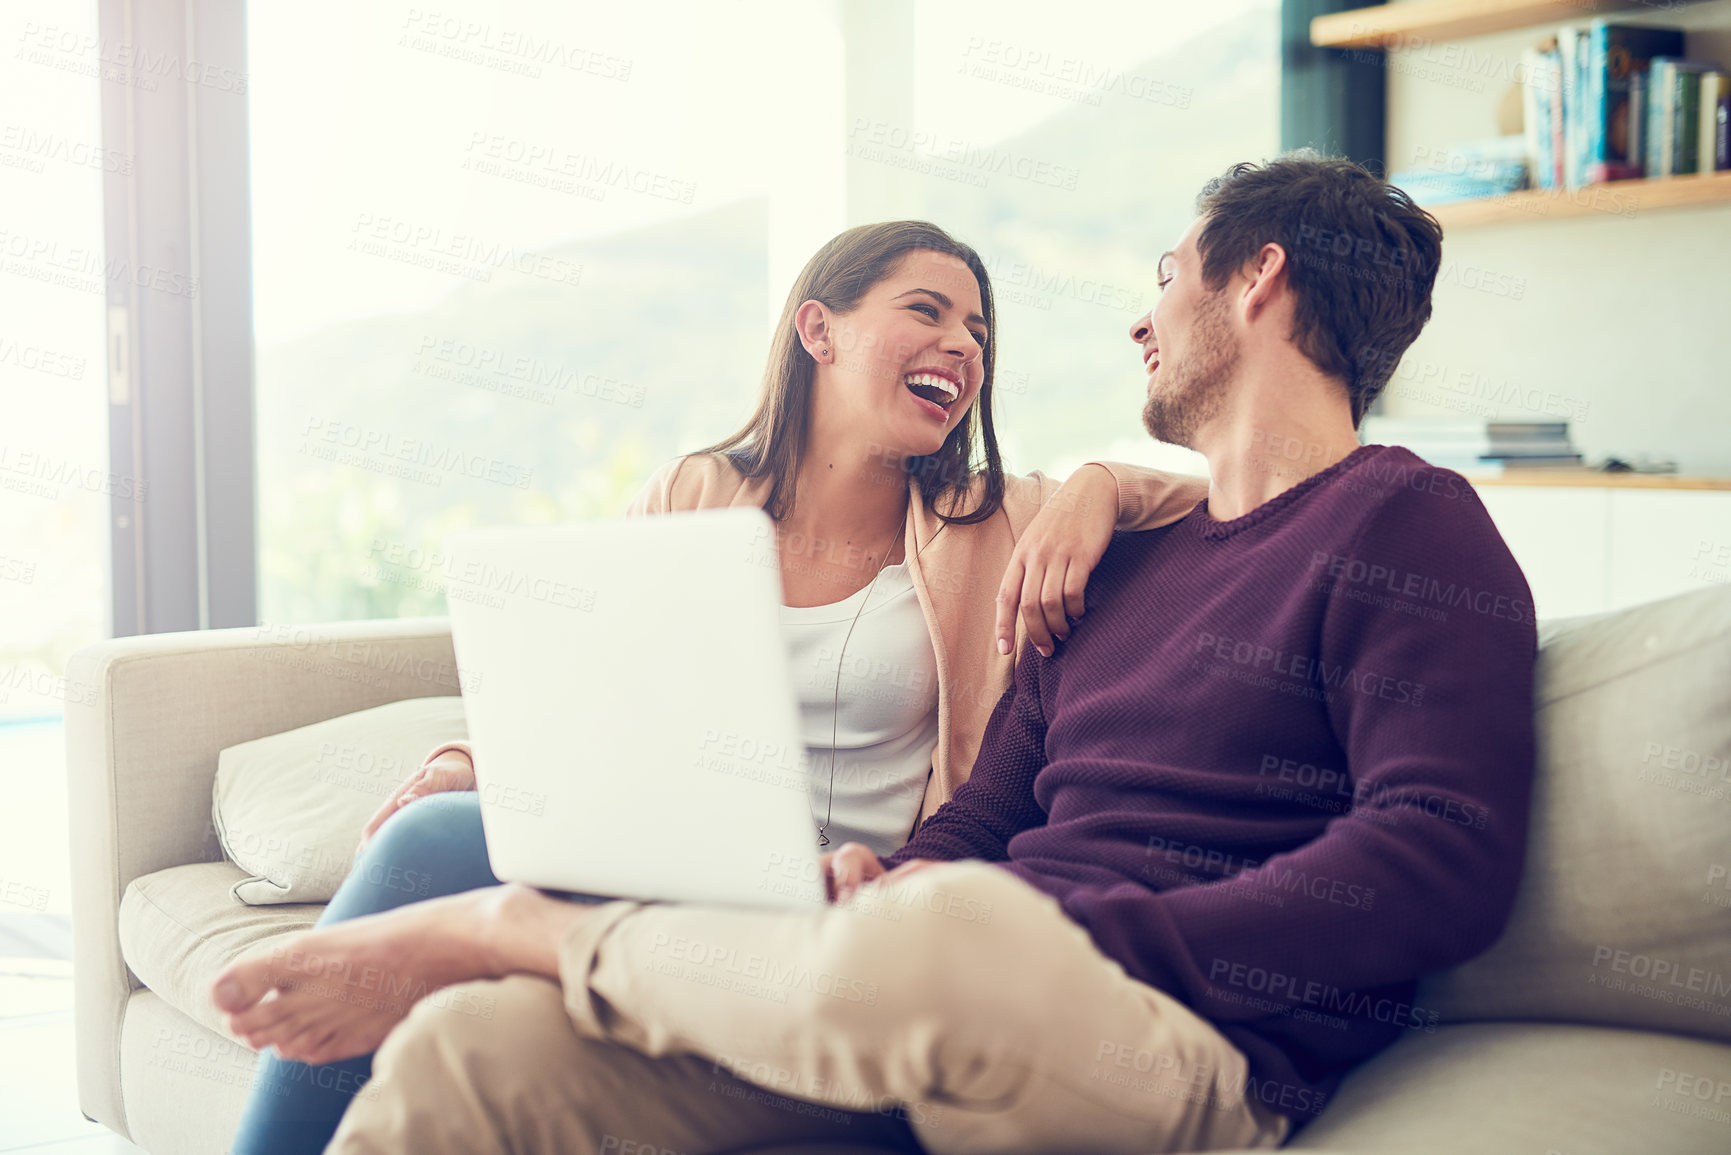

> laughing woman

[{"left": 222, "top": 220, "right": 1208, "bottom": 1153}]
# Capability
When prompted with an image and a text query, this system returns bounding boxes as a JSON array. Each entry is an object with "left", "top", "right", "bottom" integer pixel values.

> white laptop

[{"left": 441, "top": 507, "right": 825, "bottom": 908}]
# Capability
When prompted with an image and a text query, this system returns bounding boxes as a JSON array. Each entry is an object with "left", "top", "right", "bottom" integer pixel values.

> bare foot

[{"left": 211, "top": 884, "right": 551, "bottom": 1065}]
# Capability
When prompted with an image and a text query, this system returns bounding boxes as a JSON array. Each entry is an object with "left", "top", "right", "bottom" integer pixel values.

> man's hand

[
  {"left": 823, "top": 843, "right": 884, "bottom": 903},
  {"left": 824, "top": 844, "right": 943, "bottom": 904},
  {"left": 996, "top": 464, "right": 1119, "bottom": 658},
  {"left": 357, "top": 751, "right": 476, "bottom": 853}
]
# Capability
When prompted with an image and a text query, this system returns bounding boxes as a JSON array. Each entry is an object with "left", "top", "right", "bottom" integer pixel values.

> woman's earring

[{"left": 820, "top": 347, "right": 829, "bottom": 361}]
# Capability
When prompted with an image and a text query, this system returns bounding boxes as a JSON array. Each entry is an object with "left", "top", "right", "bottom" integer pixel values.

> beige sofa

[{"left": 67, "top": 589, "right": 1731, "bottom": 1154}]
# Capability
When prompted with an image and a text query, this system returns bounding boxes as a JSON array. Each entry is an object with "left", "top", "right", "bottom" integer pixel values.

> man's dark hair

[{"left": 1193, "top": 151, "right": 1444, "bottom": 426}]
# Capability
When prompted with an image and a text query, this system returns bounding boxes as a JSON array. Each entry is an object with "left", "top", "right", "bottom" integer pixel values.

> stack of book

[
  {"left": 1389, "top": 137, "right": 1530, "bottom": 206},
  {"left": 1521, "top": 20, "right": 1729, "bottom": 191},
  {"left": 1361, "top": 417, "right": 1583, "bottom": 474}
]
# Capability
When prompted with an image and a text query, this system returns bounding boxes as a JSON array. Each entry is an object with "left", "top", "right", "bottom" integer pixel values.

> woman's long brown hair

[{"left": 697, "top": 221, "right": 1005, "bottom": 525}]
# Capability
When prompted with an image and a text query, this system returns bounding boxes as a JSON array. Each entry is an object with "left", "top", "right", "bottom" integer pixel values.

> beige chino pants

[{"left": 328, "top": 861, "right": 1291, "bottom": 1155}]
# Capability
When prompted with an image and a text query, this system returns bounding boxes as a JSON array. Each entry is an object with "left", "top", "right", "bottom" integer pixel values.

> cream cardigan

[{"left": 428, "top": 453, "right": 1207, "bottom": 832}]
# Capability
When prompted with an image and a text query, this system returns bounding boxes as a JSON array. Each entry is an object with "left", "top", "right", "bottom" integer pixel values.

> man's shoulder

[
  {"left": 1316, "top": 445, "right": 1484, "bottom": 512},
  {"left": 1328, "top": 445, "right": 1502, "bottom": 540},
  {"left": 1319, "top": 445, "right": 1534, "bottom": 620}
]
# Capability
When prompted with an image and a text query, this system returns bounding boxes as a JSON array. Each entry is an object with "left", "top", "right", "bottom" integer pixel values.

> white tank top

[{"left": 778, "top": 562, "right": 940, "bottom": 856}]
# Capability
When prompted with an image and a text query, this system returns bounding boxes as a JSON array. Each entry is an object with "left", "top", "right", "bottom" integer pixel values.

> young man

[{"left": 214, "top": 153, "right": 1536, "bottom": 1155}]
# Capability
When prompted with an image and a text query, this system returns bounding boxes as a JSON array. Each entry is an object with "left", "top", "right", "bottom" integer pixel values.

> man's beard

[{"left": 1141, "top": 290, "right": 1239, "bottom": 448}]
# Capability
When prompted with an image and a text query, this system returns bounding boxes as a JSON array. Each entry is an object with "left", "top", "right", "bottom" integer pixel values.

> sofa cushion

[
  {"left": 213, "top": 695, "right": 466, "bottom": 903},
  {"left": 1418, "top": 585, "right": 1731, "bottom": 1043},
  {"left": 1287, "top": 1021, "right": 1731, "bottom": 1153},
  {"left": 119, "top": 990, "right": 270, "bottom": 1155},
  {"left": 118, "top": 861, "right": 320, "bottom": 1039}
]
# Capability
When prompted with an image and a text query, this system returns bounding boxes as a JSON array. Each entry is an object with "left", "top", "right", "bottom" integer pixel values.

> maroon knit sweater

[{"left": 885, "top": 445, "right": 1538, "bottom": 1124}]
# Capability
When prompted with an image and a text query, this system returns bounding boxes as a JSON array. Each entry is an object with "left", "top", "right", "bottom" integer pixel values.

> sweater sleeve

[
  {"left": 1000, "top": 464, "right": 1207, "bottom": 539},
  {"left": 1085, "top": 462, "right": 1209, "bottom": 531},
  {"left": 882, "top": 641, "right": 1052, "bottom": 868},
  {"left": 1056, "top": 475, "right": 1538, "bottom": 1015}
]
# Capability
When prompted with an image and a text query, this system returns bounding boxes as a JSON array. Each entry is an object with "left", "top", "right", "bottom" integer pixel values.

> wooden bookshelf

[
  {"left": 1427, "top": 170, "right": 1731, "bottom": 226},
  {"left": 1311, "top": 0, "right": 1643, "bottom": 49},
  {"left": 1471, "top": 472, "right": 1731, "bottom": 490}
]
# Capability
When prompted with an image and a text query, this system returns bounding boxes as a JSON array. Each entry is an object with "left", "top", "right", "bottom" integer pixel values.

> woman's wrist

[{"left": 423, "top": 743, "right": 474, "bottom": 771}]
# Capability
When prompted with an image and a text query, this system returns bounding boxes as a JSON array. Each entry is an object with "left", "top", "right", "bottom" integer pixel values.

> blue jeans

[{"left": 228, "top": 791, "right": 500, "bottom": 1155}]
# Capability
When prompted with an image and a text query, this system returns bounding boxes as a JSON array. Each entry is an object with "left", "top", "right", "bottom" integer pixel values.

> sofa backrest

[{"left": 1418, "top": 584, "right": 1731, "bottom": 1043}]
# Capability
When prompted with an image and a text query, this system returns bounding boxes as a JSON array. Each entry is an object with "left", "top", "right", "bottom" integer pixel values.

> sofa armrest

[{"left": 65, "top": 615, "right": 462, "bottom": 1135}]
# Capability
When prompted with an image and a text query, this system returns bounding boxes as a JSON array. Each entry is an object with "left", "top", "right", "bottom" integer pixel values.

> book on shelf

[
  {"left": 1584, "top": 23, "right": 1686, "bottom": 183},
  {"left": 1360, "top": 417, "right": 1581, "bottom": 472},
  {"left": 1516, "top": 22, "right": 1731, "bottom": 190},
  {"left": 1522, "top": 44, "right": 1561, "bottom": 190},
  {"left": 1722, "top": 87, "right": 1731, "bottom": 170},
  {"left": 1678, "top": 66, "right": 1705, "bottom": 174},
  {"left": 1648, "top": 58, "right": 1719, "bottom": 178},
  {"left": 1559, "top": 28, "right": 1582, "bottom": 188},
  {"left": 1703, "top": 72, "right": 1731, "bottom": 173}
]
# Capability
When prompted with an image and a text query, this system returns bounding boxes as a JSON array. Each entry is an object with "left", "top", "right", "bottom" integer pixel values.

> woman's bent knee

[
  {"left": 361, "top": 793, "right": 490, "bottom": 885},
  {"left": 324, "top": 793, "right": 496, "bottom": 922}
]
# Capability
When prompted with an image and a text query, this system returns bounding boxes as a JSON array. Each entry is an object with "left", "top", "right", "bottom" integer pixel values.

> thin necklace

[{"left": 814, "top": 499, "right": 908, "bottom": 848}]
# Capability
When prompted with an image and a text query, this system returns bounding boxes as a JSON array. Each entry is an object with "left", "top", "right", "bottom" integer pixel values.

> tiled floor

[
  {"left": 0, "top": 720, "right": 145, "bottom": 1154},
  {"left": 0, "top": 965, "right": 144, "bottom": 1153}
]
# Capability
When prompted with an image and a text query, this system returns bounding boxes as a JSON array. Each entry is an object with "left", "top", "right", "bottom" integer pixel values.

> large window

[
  {"left": 0, "top": 2, "right": 110, "bottom": 926},
  {"left": 249, "top": 2, "right": 1277, "bottom": 626},
  {"left": 869, "top": 0, "right": 1277, "bottom": 478}
]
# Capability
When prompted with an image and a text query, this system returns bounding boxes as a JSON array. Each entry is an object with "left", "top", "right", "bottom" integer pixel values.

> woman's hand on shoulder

[{"left": 995, "top": 464, "right": 1119, "bottom": 658}]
